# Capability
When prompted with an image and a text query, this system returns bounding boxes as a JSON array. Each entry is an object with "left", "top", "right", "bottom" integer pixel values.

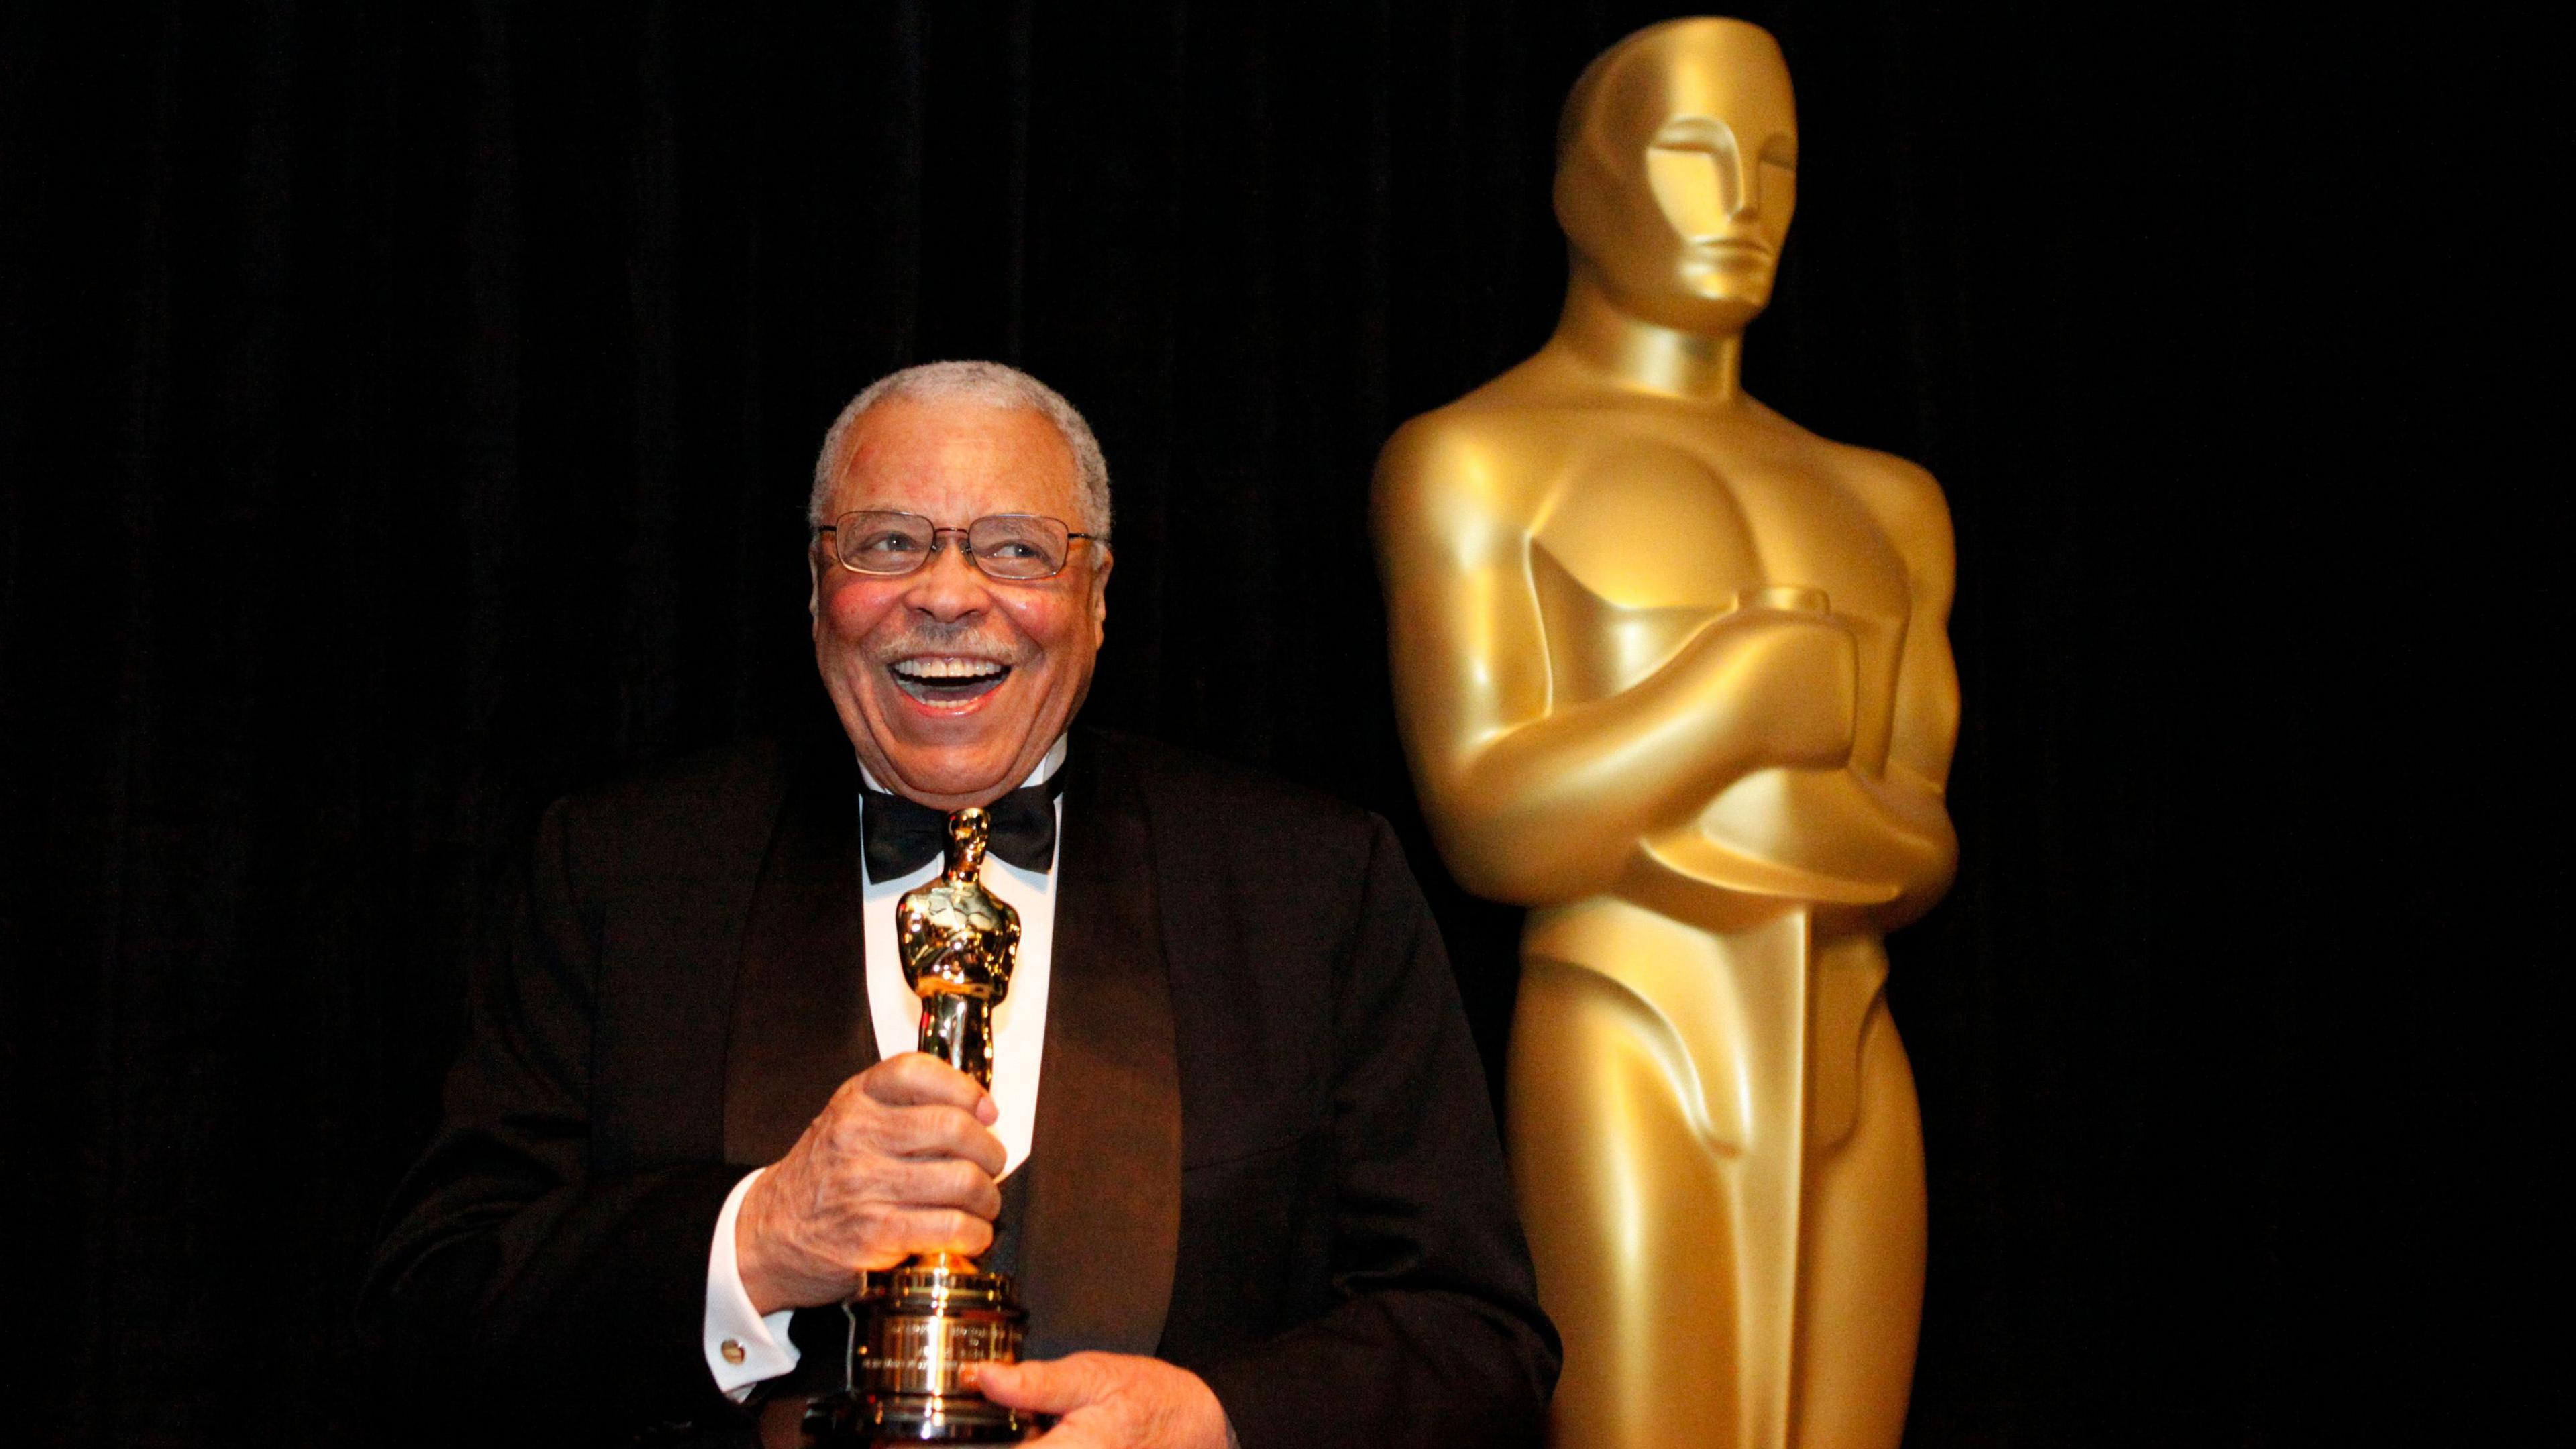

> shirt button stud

[{"left": 720, "top": 1338, "right": 746, "bottom": 1364}]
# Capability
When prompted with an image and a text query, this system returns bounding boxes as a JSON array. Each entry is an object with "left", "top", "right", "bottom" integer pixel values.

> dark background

[{"left": 2, "top": 2, "right": 2525, "bottom": 1445}]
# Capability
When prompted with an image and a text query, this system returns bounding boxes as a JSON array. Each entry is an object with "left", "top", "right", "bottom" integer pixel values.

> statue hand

[
  {"left": 735, "top": 1053, "right": 1006, "bottom": 1314},
  {"left": 1692, "top": 605, "right": 1858, "bottom": 771}
]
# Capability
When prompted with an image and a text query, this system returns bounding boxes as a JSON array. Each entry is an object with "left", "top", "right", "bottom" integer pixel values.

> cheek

[
  {"left": 999, "top": 597, "right": 1085, "bottom": 675},
  {"left": 819, "top": 583, "right": 890, "bottom": 647},
  {"left": 1647, "top": 148, "right": 1725, "bottom": 236},
  {"left": 1762, "top": 171, "right": 1796, "bottom": 245}
]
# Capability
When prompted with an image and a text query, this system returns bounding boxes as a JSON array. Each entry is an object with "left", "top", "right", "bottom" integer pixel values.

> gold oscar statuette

[
  {"left": 842, "top": 807, "right": 1035, "bottom": 1444},
  {"left": 1373, "top": 17, "right": 1960, "bottom": 1449}
]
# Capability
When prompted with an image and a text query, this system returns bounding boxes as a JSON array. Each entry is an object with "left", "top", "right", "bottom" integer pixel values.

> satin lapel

[
  {"left": 1016, "top": 741, "right": 1183, "bottom": 1360},
  {"left": 724, "top": 756, "right": 881, "bottom": 1168}
]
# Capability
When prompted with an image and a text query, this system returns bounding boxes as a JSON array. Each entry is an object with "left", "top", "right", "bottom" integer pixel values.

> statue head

[
  {"left": 945, "top": 807, "right": 992, "bottom": 880},
  {"left": 1554, "top": 18, "right": 1799, "bottom": 335}
]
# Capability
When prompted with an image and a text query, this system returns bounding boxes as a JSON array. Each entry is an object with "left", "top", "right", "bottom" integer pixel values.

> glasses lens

[
  {"left": 837, "top": 512, "right": 935, "bottom": 574},
  {"left": 967, "top": 515, "right": 1069, "bottom": 579}
]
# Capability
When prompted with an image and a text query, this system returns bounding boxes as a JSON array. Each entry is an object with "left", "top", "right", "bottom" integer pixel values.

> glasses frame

[{"left": 814, "top": 509, "right": 1106, "bottom": 582}]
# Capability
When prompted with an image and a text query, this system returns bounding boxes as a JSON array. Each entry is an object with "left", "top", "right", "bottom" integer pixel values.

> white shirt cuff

[{"left": 704, "top": 1167, "right": 801, "bottom": 1401}]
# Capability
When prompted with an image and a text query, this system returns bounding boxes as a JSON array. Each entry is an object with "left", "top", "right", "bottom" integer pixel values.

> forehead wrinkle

[{"left": 826, "top": 405, "right": 1080, "bottom": 523}]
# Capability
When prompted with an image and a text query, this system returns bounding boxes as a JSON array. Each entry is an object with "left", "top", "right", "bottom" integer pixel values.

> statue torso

[
  {"left": 898, "top": 877, "right": 1022, "bottom": 999},
  {"left": 1461, "top": 390, "right": 1917, "bottom": 777}
]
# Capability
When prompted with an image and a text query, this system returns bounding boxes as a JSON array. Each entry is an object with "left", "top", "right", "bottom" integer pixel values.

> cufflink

[{"left": 720, "top": 1338, "right": 747, "bottom": 1365}]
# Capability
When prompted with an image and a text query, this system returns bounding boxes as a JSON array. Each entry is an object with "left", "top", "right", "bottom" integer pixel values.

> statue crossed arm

[{"left": 1373, "top": 413, "right": 1957, "bottom": 931}]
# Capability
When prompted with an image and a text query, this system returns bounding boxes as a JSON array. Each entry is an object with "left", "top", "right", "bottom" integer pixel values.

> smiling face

[
  {"left": 810, "top": 394, "right": 1111, "bottom": 809},
  {"left": 1556, "top": 19, "right": 1799, "bottom": 333}
]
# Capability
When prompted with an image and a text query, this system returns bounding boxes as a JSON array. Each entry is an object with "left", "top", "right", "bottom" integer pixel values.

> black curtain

[{"left": 7, "top": 2, "right": 2509, "bottom": 1444}]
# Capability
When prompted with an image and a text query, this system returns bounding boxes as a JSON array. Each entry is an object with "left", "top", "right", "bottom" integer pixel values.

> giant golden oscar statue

[{"left": 1372, "top": 19, "right": 1959, "bottom": 1449}]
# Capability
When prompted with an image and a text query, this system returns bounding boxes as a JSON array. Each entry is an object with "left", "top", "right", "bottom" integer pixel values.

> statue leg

[
  {"left": 1510, "top": 950, "right": 1743, "bottom": 1449},
  {"left": 1515, "top": 906, "right": 1929, "bottom": 1448},
  {"left": 1791, "top": 936, "right": 1926, "bottom": 1449}
]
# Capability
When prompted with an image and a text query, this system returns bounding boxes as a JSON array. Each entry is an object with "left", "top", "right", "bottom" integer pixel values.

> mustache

[{"left": 868, "top": 621, "right": 1028, "bottom": 663}]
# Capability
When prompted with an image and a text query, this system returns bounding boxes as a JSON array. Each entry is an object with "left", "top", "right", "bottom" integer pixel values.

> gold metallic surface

[
  {"left": 859, "top": 806, "right": 1034, "bottom": 1443},
  {"left": 855, "top": 1255, "right": 1029, "bottom": 1399},
  {"left": 1371, "top": 18, "right": 1958, "bottom": 1448},
  {"left": 897, "top": 809, "right": 1024, "bottom": 1091}
]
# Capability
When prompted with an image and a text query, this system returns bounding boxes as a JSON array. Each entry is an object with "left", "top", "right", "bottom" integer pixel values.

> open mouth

[{"left": 887, "top": 655, "right": 1013, "bottom": 705}]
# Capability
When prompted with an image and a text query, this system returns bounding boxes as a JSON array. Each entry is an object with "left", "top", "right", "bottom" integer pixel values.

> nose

[
  {"left": 1721, "top": 145, "right": 1759, "bottom": 221},
  {"left": 898, "top": 537, "right": 994, "bottom": 621}
]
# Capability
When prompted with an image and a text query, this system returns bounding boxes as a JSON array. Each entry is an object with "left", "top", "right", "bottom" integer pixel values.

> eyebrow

[{"left": 1650, "top": 116, "right": 1733, "bottom": 146}]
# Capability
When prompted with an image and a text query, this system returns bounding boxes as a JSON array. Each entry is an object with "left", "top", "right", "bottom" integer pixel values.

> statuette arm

[
  {"left": 1376, "top": 422, "right": 1862, "bottom": 904},
  {"left": 1845, "top": 453, "right": 1962, "bottom": 928}
]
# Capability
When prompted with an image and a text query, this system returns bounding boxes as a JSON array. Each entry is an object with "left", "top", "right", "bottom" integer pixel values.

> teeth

[{"left": 894, "top": 657, "right": 1007, "bottom": 681}]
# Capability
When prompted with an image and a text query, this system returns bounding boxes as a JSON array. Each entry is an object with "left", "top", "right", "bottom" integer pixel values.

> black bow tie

[{"left": 860, "top": 771, "right": 1065, "bottom": 880}]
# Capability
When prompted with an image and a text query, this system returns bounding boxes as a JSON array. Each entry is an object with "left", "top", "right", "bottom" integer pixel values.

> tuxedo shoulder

[
  {"left": 556, "top": 736, "right": 787, "bottom": 814},
  {"left": 545, "top": 737, "right": 793, "bottom": 872},
  {"left": 1081, "top": 729, "right": 1385, "bottom": 848}
]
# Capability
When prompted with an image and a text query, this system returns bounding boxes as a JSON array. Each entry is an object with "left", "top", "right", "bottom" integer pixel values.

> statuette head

[
  {"left": 1556, "top": 18, "right": 1799, "bottom": 333},
  {"left": 945, "top": 807, "right": 993, "bottom": 879}
]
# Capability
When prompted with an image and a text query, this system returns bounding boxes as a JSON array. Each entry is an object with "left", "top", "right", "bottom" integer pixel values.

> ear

[
  {"left": 806, "top": 542, "right": 824, "bottom": 626},
  {"left": 1087, "top": 550, "right": 1114, "bottom": 640}
]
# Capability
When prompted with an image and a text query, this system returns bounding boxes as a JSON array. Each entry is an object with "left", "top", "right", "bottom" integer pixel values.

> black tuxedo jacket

[{"left": 360, "top": 727, "right": 1558, "bottom": 1447}]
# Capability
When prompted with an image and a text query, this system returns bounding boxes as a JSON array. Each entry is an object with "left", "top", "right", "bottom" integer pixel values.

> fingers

[
  {"left": 971, "top": 1354, "right": 1109, "bottom": 1415},
  {"left": 745, "top": 1059, "right": 1020, "bottom": 1312},
  {"left": 864, "top": 1052, "right": 1000, "bottom": 1122},
  {"left": 1016, "top": 1409, "right": 1114, "bottom": 1448},
  {"left": 861, "top": 1205, "right": 995, "bottom": 1265},
  {"left": 881, "top": 1155, "right": 1004, "bottom": 1220},
  {"left": 977, "top": 1354, "right": 1230, "bottom": 1449},
  {"left": 832, "top": 1059, "right": 1006, "bottom": 1173},
  {"left": 865, "top": 1105, "right": 1006, "bottom": 1175}
]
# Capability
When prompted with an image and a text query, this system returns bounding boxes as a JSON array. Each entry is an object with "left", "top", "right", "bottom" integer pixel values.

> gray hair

[{"left": 808, "top": 360, "right": 1112, "bottom": 539}]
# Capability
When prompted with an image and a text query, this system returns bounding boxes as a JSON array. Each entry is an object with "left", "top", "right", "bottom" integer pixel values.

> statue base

[{"left": 804, "top": 1254, "right": 1035, "bottom": 1445}]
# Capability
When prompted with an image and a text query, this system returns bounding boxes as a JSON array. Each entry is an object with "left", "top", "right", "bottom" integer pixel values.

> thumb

[{"left": 971, "top": 1354, "right": 1104, "bottom": 1414}]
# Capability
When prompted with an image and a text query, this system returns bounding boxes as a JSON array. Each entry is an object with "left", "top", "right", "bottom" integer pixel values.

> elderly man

[{"left": 361, "top": 362, "right": 1558, "bottom": 1448}]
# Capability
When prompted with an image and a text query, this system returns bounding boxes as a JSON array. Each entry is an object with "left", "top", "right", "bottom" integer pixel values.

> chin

[
  {"left": 1603, "top": 266, "right": 1765, "bottom": 333},
  {"left": 869, "top": 704, "right": 1055, "bottom": 804},
  {"left": 1683, "top": 268, "right": 1770, "bottom": 303},
  {"left": 896, "top": 744, "right": 1025, "bottom": 797},
  {"left": 1669, "top": 286, "right": 1764, "bottom": 330},
  {"left": 867, "top": 718, "right": 1024, "bottom": 788}
]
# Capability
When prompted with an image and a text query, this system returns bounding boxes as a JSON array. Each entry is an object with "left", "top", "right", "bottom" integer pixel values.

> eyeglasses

[{"left": 815, "top": 510, "right": 1104, "bottom": 581}]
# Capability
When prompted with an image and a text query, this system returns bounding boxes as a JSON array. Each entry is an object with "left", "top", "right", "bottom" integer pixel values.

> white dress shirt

[{"left": 702, "top": 737, "right": 1066, "bottom": 1399}]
